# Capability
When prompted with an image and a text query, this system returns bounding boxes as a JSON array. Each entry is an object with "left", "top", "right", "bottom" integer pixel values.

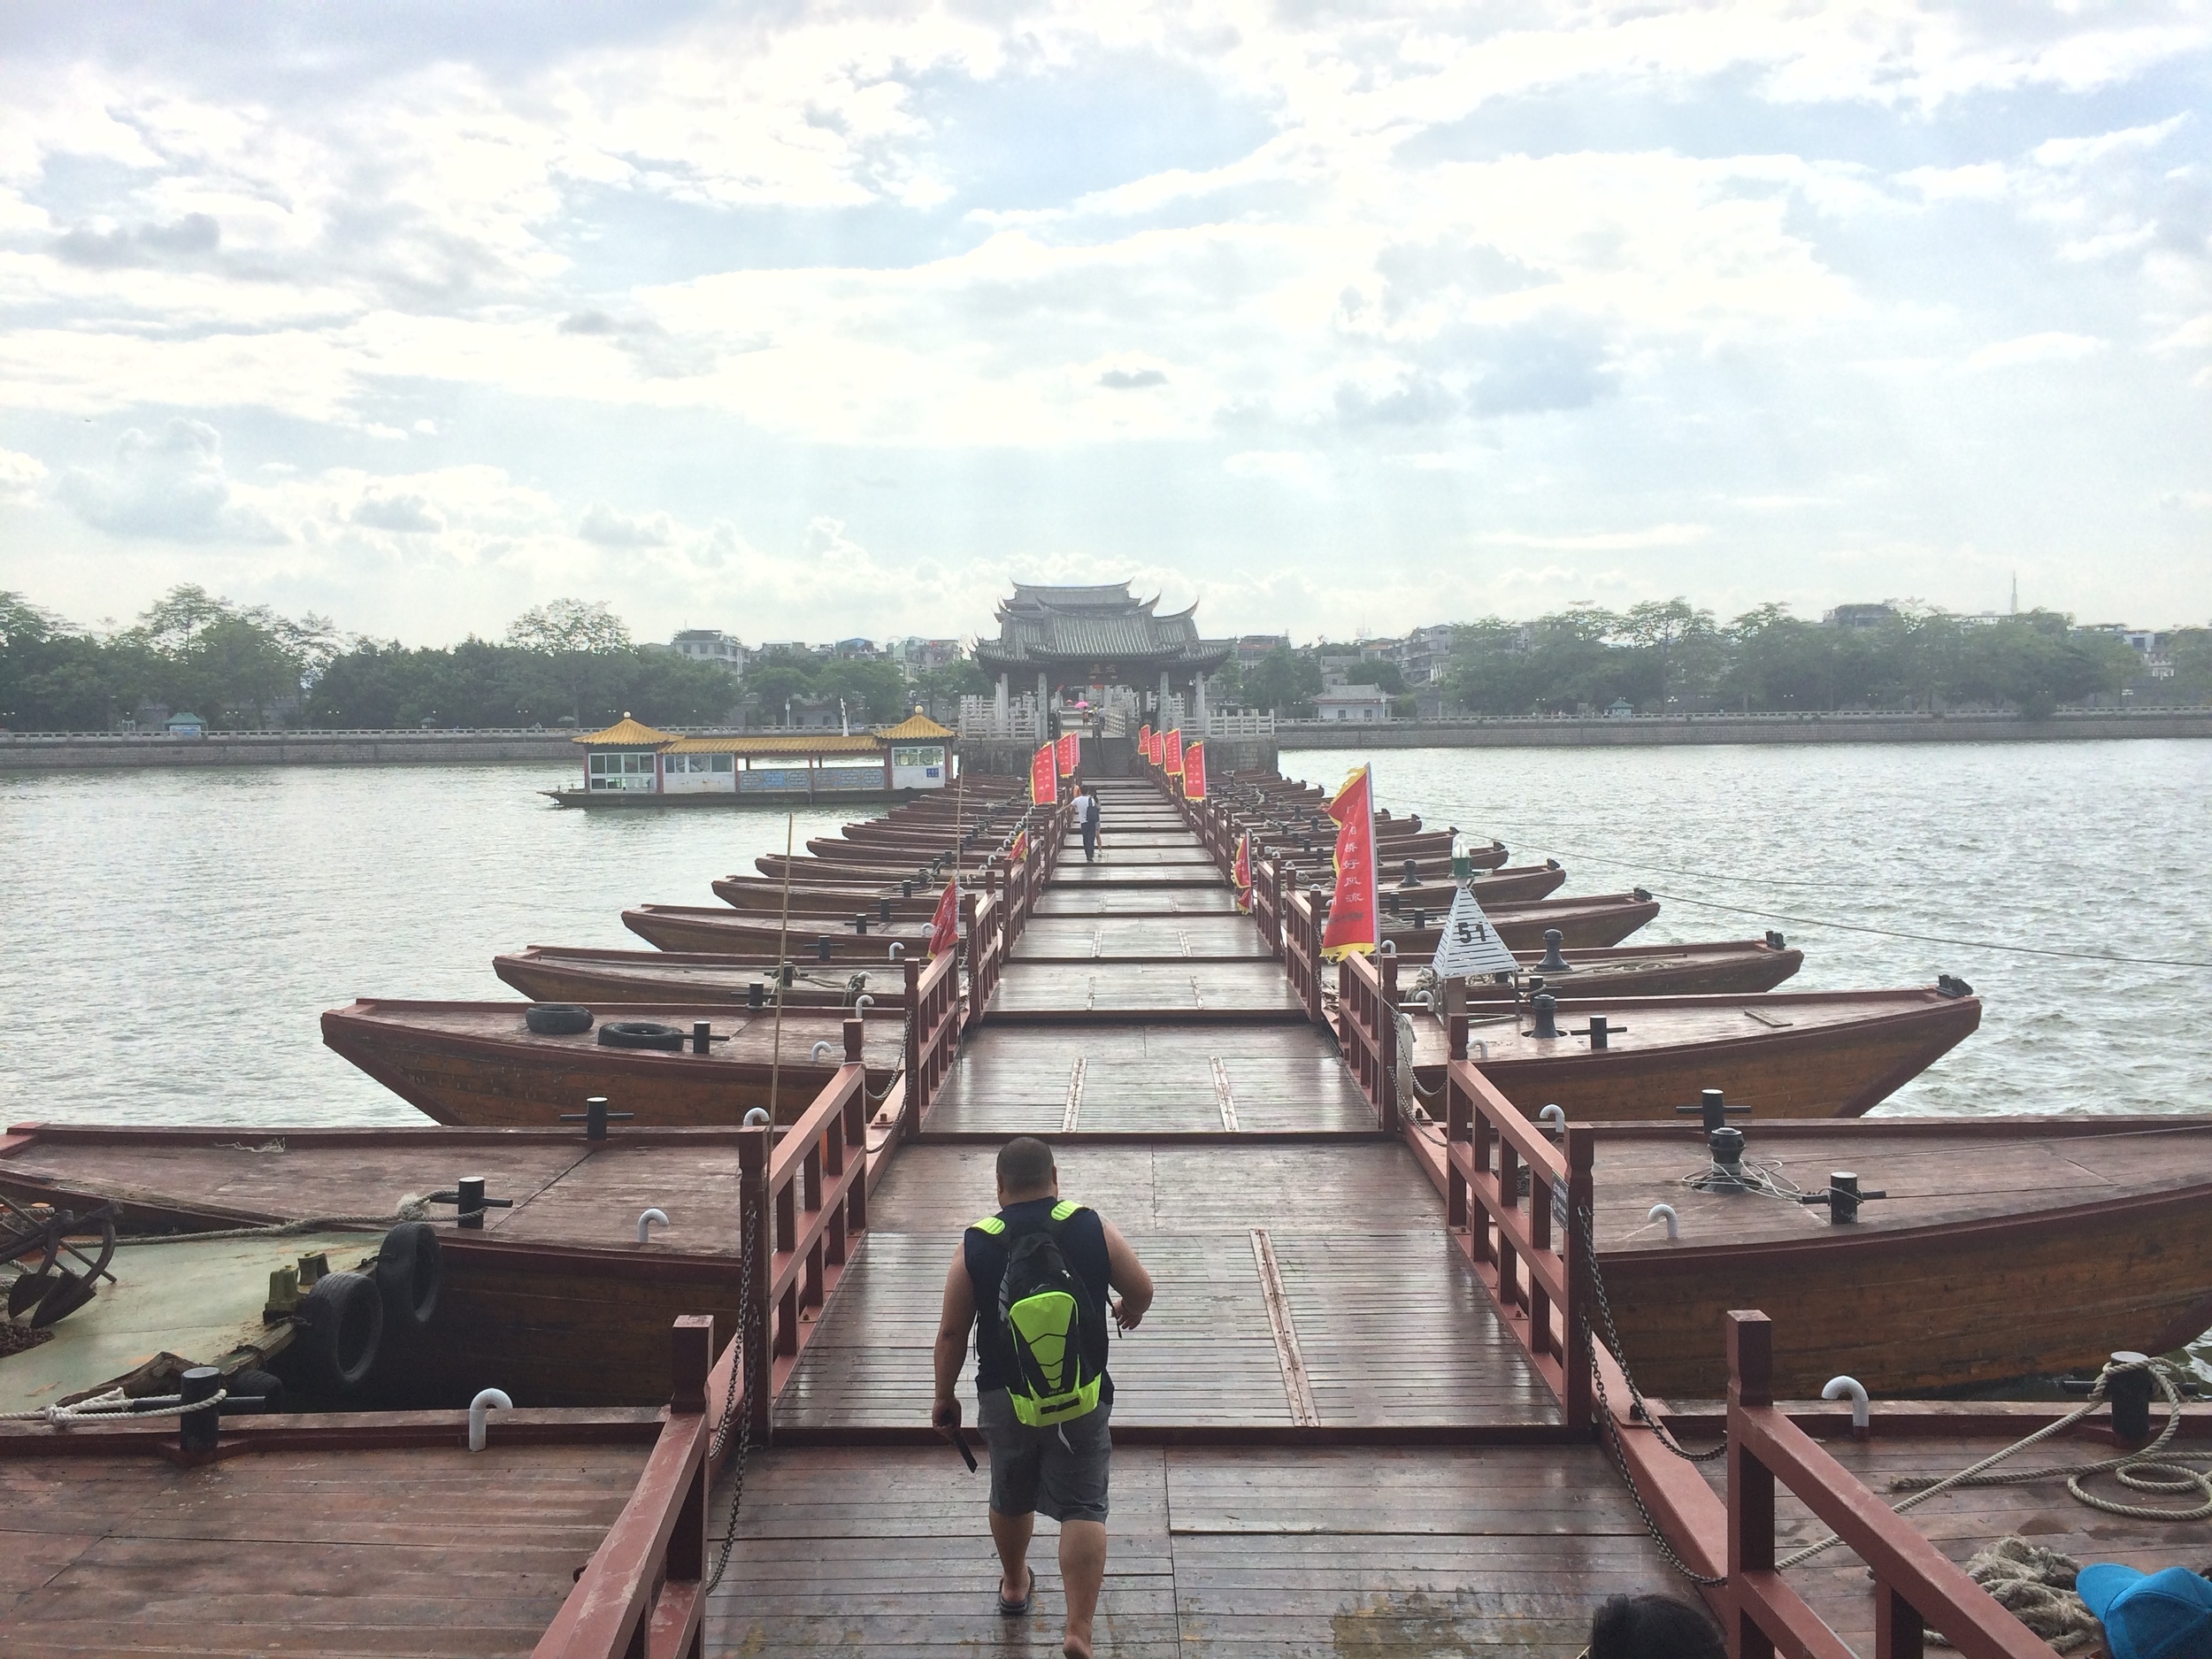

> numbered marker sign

[{"left": 1432, "top": 883, "right": 1518, "bottom": 979}]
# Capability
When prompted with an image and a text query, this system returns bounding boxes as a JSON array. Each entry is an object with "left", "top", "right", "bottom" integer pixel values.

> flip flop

[{"left": 997, "top": 1567, "right": 1034, "bottom": 1617}]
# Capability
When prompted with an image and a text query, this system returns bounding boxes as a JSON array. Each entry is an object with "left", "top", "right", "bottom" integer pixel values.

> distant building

[
  {"left": 1822, "top": 603, "right": 1899, "bottom": 629},
  {"left": 1313, "top": 683, "right": 1393, "bottom": 723},
  {"left": 1234, "top": 634, "right": 1290, "bottom": 667},
  {"left": 1606, "top": 698, "right": 1634, "bottom": 719},
  {"left": 669, "top": 629, "right": 746, "bottom": 672},
  {"left": 832, "top": 638, "right": 881, "bottom": 659},
  {"left": 1401, "top": 623, "right": 1456, "bottom": 686},
  {"left": 165, "top": 711, "right": 207, "bottom": 738},
  {"left": 890, "top": 637, "right": 962, "bottom": 674}
]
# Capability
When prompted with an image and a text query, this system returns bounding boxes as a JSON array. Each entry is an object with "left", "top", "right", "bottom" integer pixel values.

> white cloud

[
  {"left": 0, "top": 446, "right": 48, "bottom": 503},
  {"left": 579, "top": 503, "right": 673, "bottom": 547},
  {"left": 1479, "top": 524, "right": 1710, "bottom": 551},
  {"left": 1966, "top": 332, "right": 2108, "bottom": 370},
  {"left": 55, "top": 419, "right": 284, "bottom": 543}
]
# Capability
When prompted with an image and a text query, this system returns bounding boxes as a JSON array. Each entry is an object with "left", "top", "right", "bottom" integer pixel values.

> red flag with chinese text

[
  {"left": 1233, "top": 829, "right": 1252, "bottom": 913},
  {"left": 1163, "top": 728, "right": 1183, "bottom": 776},
  {"left": 1057, "top": 730, "right": 1079, "bottom": 778},
  {"left": 926, "top": 877, "right": 959, "bottom": 958},
  {"left": 1181, "top": 740, "right": 1207, "bottom": 800},
  {"left": 1148, "top": 728, "right": 1164, "bottom": 766},
  {"left": 1319, "top": 764, "right": 1378, "bottom": 961},
  {"left": 1138, "top": 722, "right": 1151, "bottom": 758},
  {"left": 1006, "top": 827, "right": 1030, "bottom": 865},
  {"left": 1030, "top": 742, "right": 1057, "bottom": 804}
]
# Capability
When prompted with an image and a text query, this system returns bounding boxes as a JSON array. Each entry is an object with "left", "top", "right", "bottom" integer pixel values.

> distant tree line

[
  {"left": 4, "top": 589, "right": 750, "bottom": 732},
  {"left": 1215, "top": 600, "right": 2205, "bottom": 721}
]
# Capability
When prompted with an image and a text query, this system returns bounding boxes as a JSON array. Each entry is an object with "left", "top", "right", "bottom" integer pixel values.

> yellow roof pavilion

[
  {"left": 875, "top": 711, "right": 956, "bottom": 741},
  {"left": 572, "top": 716, "right": 677, "bottom": 747},
  {"left": 667, "top": 733, "right": 884, "bottom": 756}
]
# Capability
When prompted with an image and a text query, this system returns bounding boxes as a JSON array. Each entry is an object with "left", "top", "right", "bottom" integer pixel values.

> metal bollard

[
  {"left": 1530, "top": 994, "right": 1560, "bottom": 1039},
  {"left": 1401, "top": 857, "right": 1420, "bottom": 888},
  {"left": 179, "top": 1365, "right": 222, "bottom": 1455},
  {"left": 817, "top": 938, "right": 833, "bottom": 961},
  {"left": 1537, "top": 929, "right": 1571, "bottom": 974},
  {"left": 692, "top": 1021, "right": 714, "bottom": 1054},
  {"left": 1701, "top": 1089, "right": 1726, "bottom": 1132},
  {"left": 559, "top": 1096, "right": 635, "bottom": 1141},
  {"left": 748, "top": 981, "right": 765, "bottom": 1010},
  {"left": 2109, "top": 1353, "right": 2154, "bottom": 1443},
  {"left": 1708, "top": 1126, "right": 1747, "bottom": 1191},
  {"left": 880, "top": 898, "right": 893, "bottom": 923},
  {"left": 1829, "top": 1172, "right": 1862, "bottom": 1224},
  {"left": 1586, "top": 1014, "right": 1610, "bottom": 1050}
]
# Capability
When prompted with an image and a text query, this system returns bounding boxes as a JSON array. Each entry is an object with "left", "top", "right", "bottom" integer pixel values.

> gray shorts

[{"left": 978, "top": 1387, "right": 1111, "bottom": 1524}]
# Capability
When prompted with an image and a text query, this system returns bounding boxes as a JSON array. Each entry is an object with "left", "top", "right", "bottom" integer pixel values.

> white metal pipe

[
  {"left": 810, "top": 1041, "right": 834, "bottom": 1063},
  {"left": 743, "top": 1108, "right": 771, "bottom": 1128},
  {"left": 854, "top": 995, "right": 874, "bottom": 1014},
  {"left": 1823, "top": 1375, "right": 1870, "bottom": 1432},
  {"left": 1647, "top": 1202, "right": 1679, "bottom": 1241},
  {"left": 888, "top": 943, "right": 904, "bottom": 960},
  {"left": 1539, "top": 1104, "right": 1566, "bottom": 1133},
  {"left": 468, "top": 1388, "right": 511, "bottom": 1452},
  {"left": 636, "top": 1207, "right": 671, "bottom": 1244}
]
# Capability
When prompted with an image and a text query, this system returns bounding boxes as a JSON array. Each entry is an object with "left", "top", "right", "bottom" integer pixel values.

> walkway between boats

[{"left": 703, "top": 777, "right": 1678, "bottom": 1654}]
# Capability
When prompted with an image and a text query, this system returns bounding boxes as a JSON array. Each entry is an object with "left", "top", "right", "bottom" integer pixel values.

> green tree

[
  {"left": 815, "top": 657, "right": 910, "bottom": 724},
  {"left": 1241, "top": 645, "right": 1321, "bottom": 717}
]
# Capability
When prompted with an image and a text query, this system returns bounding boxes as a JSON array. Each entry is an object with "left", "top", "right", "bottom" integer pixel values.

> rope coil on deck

[
  {"left": 1778, "top": 1357, "right": 2212, "bottom": 1572},
  {"left": 0, "top": 1385, "right": 228, "bottom": 1425}
]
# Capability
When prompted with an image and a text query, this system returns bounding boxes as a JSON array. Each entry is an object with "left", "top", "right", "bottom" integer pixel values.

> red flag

[
  {"left": 1006, "top": 828, "right": 1030, "bottom": 864},
  {"left": 1180, "top": 740, "right": 1207, "bottom": 800},
  {"left": 1057, "top": 731, "right": 1079, "bottom": 778},
  {"left": 1030, "top": 741, "right": 1058, "bottom": 804},
  {"left": 1164, "top": 728, "right": 1183, "bottom": 776},
  {"left": 1319, "top": 764, "right": 1378, "bottom": 961},
  {"left": 1233, "top": 829, "right": 1252, "bottom": 913},
  {"left": 1148, "top": 728, "right": 1164, "bottom": 766},
  {"left": 926, "top": 877, "right": 959, "bottom": 957},
  {"left": 1138, "top": 721, "right": 1151, "bottom": 757}
]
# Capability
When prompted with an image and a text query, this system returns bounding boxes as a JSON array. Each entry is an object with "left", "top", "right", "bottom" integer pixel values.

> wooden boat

[
  {"left": 495, "top": 946, "right": 898, "bottom": 1007},
  {"left": 1404, "top": 985, "right": 1982, "bottom": 1121},
  {"left": 708, "top": 878, "right": 960, "bottom": 919},
  {"left": 754, "top": 852, "right": 1013, "bottom": 887},
  {"left": 626, "top": 904, "right": 940, "bottom": 959},
  {"left": 1395, "top": 1102, "right": 2212, "bottom": 1397},
  {"left": 320, "top": 998, "right": 903, "bottom": 1126},
  {"left": 1313, "top": 862, "right": 1569, "bottom": 907},
  {"left": 1581, "top": 1116, "right": 2212, "bottom": 1395},
  {"left": 1380, "top": 892, "right": 1663, "bottom": 950},
  {"left": 1449, "top": 938, "right": 1806, "bottom": 998},
  {"left": 0, "top": 1120, "right": 774, "bottom": 1409}
]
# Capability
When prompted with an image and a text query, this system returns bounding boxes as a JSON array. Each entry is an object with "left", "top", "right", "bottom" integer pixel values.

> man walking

[
  {"left": 1076, "top": 784, "right": 1100, "bottom": 862},
  {"left": 933, "top": 1137, "right": 1154, "bottom": 1659}
]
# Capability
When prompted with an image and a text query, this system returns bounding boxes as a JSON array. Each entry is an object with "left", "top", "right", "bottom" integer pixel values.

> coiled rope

[{"left": 0, "top": 1385, "right": 228, "bottom": 1425}]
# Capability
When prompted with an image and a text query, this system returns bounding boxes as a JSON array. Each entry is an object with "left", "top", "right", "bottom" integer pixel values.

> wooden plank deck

[
  {"left": 0, "top": 1440, "right": 652, "bottom": 1656},
  {"left": 987, "top": 960, "right": 1310, "bottom": 1019},
  {"left": 774, "top": 1143, "right": 1560, "bottom": 1432},
  {"left": 706, "top": 1444, "right": 1676, "bottom": 1656},
  {"left": 1015, "top": 918, "right": 1276, "bottom": 960},
  {"left": 918, "top": 1027, "right": 1372, "bottom": 1133}
]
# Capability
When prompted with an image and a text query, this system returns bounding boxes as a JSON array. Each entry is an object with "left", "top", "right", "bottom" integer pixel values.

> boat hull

[
  {"left": 1599, "top": 1188, "right": 2212, "bottom": 1396},
  {"left": 1424, "top": 995, "right": 1981, "bottom": 1122},
  {"left": 626, "top": 907, "right": 934, "bottom": 960}
]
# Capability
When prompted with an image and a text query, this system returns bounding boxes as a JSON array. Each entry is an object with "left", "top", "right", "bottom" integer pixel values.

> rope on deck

[
  {"left": 0, "top": 1385, "right": 228, "bottom": 1425},
  {"left": 112, "top": 1200, "right": 433, "bottom": 1246}
]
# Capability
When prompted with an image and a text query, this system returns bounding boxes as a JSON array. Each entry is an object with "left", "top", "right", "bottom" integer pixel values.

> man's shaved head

[{"left": 995, "top": 1136, "right": 1056, "bottom": 1198}]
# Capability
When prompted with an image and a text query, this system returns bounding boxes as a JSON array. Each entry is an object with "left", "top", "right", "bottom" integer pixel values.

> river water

[{"left": 1, "top": 741, "right": 2207, "bottom": 1130}]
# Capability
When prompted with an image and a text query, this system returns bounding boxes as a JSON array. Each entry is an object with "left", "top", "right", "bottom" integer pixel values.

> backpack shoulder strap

[
  {"left": 971, "top": 1215, "right": 1006, "bottom": 1235},
  {"left": 1048, "top": 1200, "right": 1087, "bottom": 1223}
]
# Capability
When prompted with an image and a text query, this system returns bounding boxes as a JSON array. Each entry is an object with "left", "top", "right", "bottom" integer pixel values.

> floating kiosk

[{"left": 549, "top": 710, "right": 957, "bottom": 805}]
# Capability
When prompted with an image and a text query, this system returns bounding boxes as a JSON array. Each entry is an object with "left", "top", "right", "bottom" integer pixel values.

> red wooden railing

[
  {"left": 1442, "top": 1045, "right": 1593, "bottom": 1430},
  {"left": 900, "top": 948, "right": 963, "bottom": 1138},
  {"left": 735, "top": 1019, "right": 872, "bottom": 1437},
  {"left": 1724, "top": 1311, "right": 2050, "bottom": 1659},
  {"left": 1334, "top": 949, "right": 1402, "bottom": 1134},
  {"left": 1281, "top": 883, "right": 1327, "bottom": 1025},
  {"left": 534, "top": 1316, "right": 721, "bottom": 1659}
]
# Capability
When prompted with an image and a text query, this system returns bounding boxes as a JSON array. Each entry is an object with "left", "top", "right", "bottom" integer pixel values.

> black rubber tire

[
  {"left": 525, "top": 1003, "right": 595, "bottom": 1035},
  {"left": 374, "top": 1221, "right": 442, "bottom": 1331},
  {"left": 597, "top": 1019, "right": 686, "bottom": 1051},
  {"left": 229, "top": 1368, "right": 285, "bottom": 1409},
  {"left": 296, "top": 1270, "right": 384, "bottom": 1393}
]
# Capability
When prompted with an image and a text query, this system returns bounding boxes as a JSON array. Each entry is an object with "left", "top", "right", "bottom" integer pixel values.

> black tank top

[{"left": 963, "top": 1198, "right": 1112, "bottom": 1397}]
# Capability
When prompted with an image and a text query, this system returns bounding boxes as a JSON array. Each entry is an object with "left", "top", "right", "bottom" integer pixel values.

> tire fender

[
  {"left": 374, "top": 1221, "right": 442, "bottom": 1332},
  {"left": 297, "top": 1270, "right": 384, "bottom": 1394}
]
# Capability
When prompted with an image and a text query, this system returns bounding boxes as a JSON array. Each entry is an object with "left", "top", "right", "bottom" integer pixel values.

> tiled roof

[
  {"left": 876, "top": 712, "right": 956, "bottom": 740},
  {"left": 667, "top": 733, "right": 883, "bottom": 756},
  {"left": 572, "top": 716, "right": 677, "bottom": 746}
]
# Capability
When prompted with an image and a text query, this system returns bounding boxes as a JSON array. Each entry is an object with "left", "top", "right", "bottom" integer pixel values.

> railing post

[
  {"left": 667, "top": 1316, "right": 711, "bottom": 1587},
  {"left": 1445, "top": 1056, "right": 1471, "bottom": 1233},
  {"left": 1563, "top": 1126, "right": 1594, "bottom": 1430},
  {"left": 738, "top": 1128, "right": 772, "bottom": 1443},
  {"left": 1877, "top": 1583, "right": 1926, "bottom": 1659},
  {"left": 902, "top": 958, "right": 924, "bottom": 1140},
  {"left": 1728, "top": 1310, "right": 1777, "bottom": 1659},
  {"left": 1378, "top": 953, "right": 1400, "bottom": 1136}
]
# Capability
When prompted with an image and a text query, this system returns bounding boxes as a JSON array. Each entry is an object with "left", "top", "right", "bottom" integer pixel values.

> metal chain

[
  {"left": 1578, "top": 1202, "right": 1725, "bottom": 1463},
  {"left": 1587, "top": 1340, "right": 1727, "bottom": 1586},
  {"left": 706, "top": 1193, "right": 761, "bottom": 1593}
]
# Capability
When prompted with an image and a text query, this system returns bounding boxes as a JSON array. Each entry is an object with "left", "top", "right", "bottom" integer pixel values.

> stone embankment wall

[
  {"left": 0, "top": 730, "right": 581, "bottom": 770},
  {"left": 1279, "top": 710, "right": 2212, "bottom": 749}
]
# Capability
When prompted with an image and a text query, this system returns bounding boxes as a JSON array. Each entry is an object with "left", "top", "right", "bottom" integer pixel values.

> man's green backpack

[{"left": 977, "top": 1201, "right": 1107, "bottom": 1427}]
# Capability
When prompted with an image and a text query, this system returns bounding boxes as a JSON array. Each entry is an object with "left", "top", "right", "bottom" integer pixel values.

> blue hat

[{"left": 2077, "top": 1564, "right": 2212, "bottom": 1659}]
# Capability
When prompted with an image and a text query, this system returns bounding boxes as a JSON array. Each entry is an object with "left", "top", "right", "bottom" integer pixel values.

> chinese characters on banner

[
  {"left": 1233, "top": 829, "right": 1253, "bottom": 913},
  {"left": 1318, "top": 764, "right": 1379, "bottom": 960},
  {"left": 1148, "top": 728, "right": 1165, "bottom": 766},
  {"left": 1057, "top": 731, "right": 1079, "bottom": 778},
  {"left": 1029, "top": 741, "right": 1058, "bottom": 804},
  {"left": 1138, "top": 722, "right": 1151, "bottom": 759},
  {"left": 1163, "top": 728, "right": 1184, "bottom": 776},
  {"left": 1180, "top": 740, "right": 1207, "bottom": 800},
  {"left": 926, "top": 876, "right": 960, "bottom": 957}
]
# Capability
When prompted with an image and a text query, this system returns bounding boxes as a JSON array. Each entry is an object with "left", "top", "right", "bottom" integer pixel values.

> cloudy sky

[{"left": 1, "top": 2, "right": 2207, "bottom": 647}]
